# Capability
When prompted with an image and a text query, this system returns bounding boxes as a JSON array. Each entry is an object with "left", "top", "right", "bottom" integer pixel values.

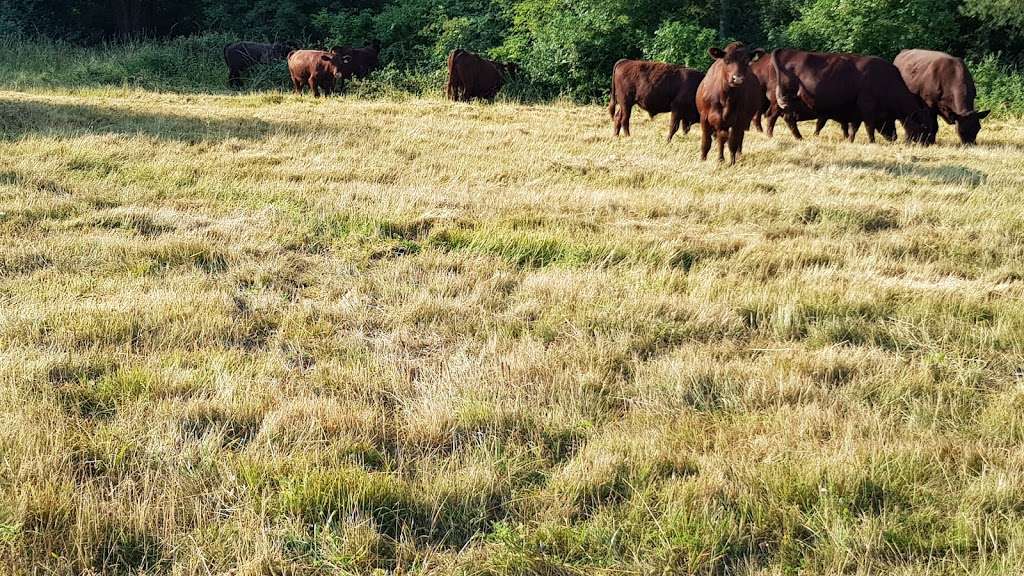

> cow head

[
  {"left": 955, "top": 110, "right": 990, "bottom": 145},
  {"left": 901, "top": 108, "right": 932, "bottom": 145},
  {"left": 708, "top": 42, "right": 765, "bottom": 88},
  {"left": 323, "top": 51, "right": 354, "bottom": 79}
]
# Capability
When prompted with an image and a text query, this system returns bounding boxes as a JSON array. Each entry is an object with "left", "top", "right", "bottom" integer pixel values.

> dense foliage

[{"left": 2, "top": 0, "right": 1023, "bottom": 101}]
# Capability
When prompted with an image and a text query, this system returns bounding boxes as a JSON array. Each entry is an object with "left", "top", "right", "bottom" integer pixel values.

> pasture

[{"left": 2, "top": 84, "right": 1024, "bottom": 575}]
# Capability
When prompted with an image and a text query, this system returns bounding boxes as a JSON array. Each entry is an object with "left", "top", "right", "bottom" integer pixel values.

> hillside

[{"left": 2, "top": 88, "right": 1024, "bottom": 574}]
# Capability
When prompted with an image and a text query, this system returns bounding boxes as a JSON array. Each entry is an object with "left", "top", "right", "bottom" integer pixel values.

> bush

[
  {"left": 785, "top": 0, "right": 958, "bottom": 60},
  {"left": 499, "top": 0, "right": 644, "bottom": 101},
  {"left": 972, "top": 54, "right": 1024, "bottom": 116},
  {"left": 643, "top": 20, "right": 719, "bottom": 69}
]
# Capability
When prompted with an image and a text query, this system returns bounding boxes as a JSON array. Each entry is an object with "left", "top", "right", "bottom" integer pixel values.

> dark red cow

[
  {"left": 334, "top": 40, "right": 381, "bottom": 79},
  {"left": 893, "top": 49, "right": 990, "bottom": 145},
  {"left": 608, "top": 59, "right": 704, "bottom": 142},
  {"left": 446, "top": 49, "right": 517, "bottom": 102},
  {"left": 696, "top": 42, "right": 766, "bottom": 164},
  {"left": 771, "top": 49, "right": 931, "bottom": 144}
]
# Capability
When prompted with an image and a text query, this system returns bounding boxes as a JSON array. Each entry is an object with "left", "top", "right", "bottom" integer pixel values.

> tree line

[{"left": 2, "top": 0, "right": 1023, "bottom": 100}]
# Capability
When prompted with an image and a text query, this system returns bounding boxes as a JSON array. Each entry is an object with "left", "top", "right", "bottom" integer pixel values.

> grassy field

[{"left": 3, "top": 83, "right": 1024, "bottom": 575}]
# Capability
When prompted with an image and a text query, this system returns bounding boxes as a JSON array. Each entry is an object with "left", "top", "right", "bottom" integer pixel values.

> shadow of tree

[{"left": 0, "top": 97, "right": 272, "bottom": 143}]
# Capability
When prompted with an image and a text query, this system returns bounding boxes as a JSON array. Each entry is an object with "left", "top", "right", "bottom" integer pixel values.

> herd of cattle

[{"left": 224, "top": 40, "right": 990, "bottom": 164}]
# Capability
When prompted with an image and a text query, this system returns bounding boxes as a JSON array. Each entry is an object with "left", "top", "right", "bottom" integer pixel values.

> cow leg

[
  {"left": 785, "top": 113, "right": 803, "bottom": 140},
  {"left": 766, "top": 110, "right": 779, "bottom": 138},
  {"left": 228, "top": 68, "right": 242, "bottom": 89},
  {"left": 865, "top": 124, "right": 876, "bottom": 144},
  {"left": 667, "top": 110, "right": 682, "bottom": 142},
  {"left": 753, "top": 110, "right": 764, "bottom": 133},
  {"left": 814, "top": 118, "right": 828, "bottom": 136},
  {"left": 700, "top": 120, "right": 713, "bottom": 161},
  {"left": 620, "top": 100, "right": 633, "bottom": 137},
  {"left": 840, "top": 122, "right": 850, "bottom": 140},
  {"left": 717, "top": 129, "right": 728, "bottom": 162},
  {"left": 292, "top": 77, "right": 302, "bottom": 95},
  {"left": 310, "top": 77, "right": 320, "bottom": 98},
  {"left": 728, "top": 128, "right": 745, "bottom": 165}
]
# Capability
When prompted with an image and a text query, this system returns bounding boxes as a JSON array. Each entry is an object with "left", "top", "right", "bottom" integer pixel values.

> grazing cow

[
  {"left": 696, "top": 42, "right": 766, "bottom": 164},
  {"left": 287, "top": 49, "right": 353, "bottom": 97},
  {"left": 224, "top": 41, "right": 294, "bottom": 89},
  {"left": 893, "top": 49, "right": 990, "bottom": 145},
  {"left": 771, "top": 49, "right": 931, "bottom": 144},
  {"left": 334, "top": 40, "right": 381, "bottom": 79},
  {"left": 608, "top": 59, "right": 704, "bottom": 142},
  {"left": 446, "top": 49, "right": 517, "bottom": 102}
]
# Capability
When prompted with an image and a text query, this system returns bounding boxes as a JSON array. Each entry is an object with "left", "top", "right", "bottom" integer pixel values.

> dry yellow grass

[{"left": 3, "top": 87, "right": 1024, "bottom": 575}]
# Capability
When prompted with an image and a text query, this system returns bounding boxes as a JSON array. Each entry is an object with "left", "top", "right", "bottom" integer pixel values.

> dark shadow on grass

[
  {"left": 793, "top": 157, "right": 987, "bottom": 187},
  {"left": 0, "top": 97, "right": 271, "bottom": 143}
]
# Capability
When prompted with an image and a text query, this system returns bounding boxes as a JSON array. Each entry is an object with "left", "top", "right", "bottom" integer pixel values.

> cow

[
  {"left": 695, "top": 42, "right": 766, "bottom": 164},
  {"left": 608, "top": 59, "right": 704, "bottom": 142},
  {"left": 287, "top": 49, "right": 353, "bottom": 97},
  {"left": 752, "top": 55, "right": 838, "bottom": 140},
  {"left": 771, "top": 49, "right": 931, "bottom": 145},
  {"left": 334, "top": 40, "right": 381, "bottom": 79},
  {"left": 224, "top": 41, "right": 294, "bottom": 89},
  {"left": 446, "top": 49, "right": 517, "bottom": 102},
  {"left": 893, "top": 49, "right": 990, "bottom": 145}
]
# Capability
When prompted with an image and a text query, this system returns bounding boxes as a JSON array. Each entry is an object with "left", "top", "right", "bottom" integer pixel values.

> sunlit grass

[{"left": 2, "top": 86, "right": 1024, "bottom": 574}]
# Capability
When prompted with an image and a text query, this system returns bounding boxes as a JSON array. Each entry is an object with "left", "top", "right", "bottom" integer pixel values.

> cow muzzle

[{"left": 729, "top": 75, "right": 745, "bottom": 87}]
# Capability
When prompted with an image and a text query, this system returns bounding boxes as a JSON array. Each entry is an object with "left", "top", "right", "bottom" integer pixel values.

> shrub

[{"left": 643, "top": 20, "right": 719, "bottom": 70}]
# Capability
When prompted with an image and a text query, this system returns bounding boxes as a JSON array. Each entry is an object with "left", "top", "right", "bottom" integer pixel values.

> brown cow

[
  {"left": 696, "top": 42, "right": 766, "bottom": 164},
  {"left": 608, "top": 59, "right": 704, "bottom": 142},
  {"left": 771, "top": 49, "right": 931, "bottom": 144},
  {"left": 893, "top": 49, "right": 990, "bottom": 145},
  {"left": 446, "top": 49, "right": 517, "bottom": 102},
  {"left": 224, "top": 41, "right": 294, "bottom": 89},
  {"left": 287, "top": 49, "right": 353, "bottom": 97},
  {"left": 334, "top": 40, "right": 381, "bottom": 79}
]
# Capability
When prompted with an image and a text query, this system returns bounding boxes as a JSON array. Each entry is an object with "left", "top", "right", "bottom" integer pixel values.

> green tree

[{"left": 786, "top": 0, "right": 958, "bottom": 59}]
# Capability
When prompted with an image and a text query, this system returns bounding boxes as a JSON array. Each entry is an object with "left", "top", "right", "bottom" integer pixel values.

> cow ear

[
  {"left": 321, "top": 54, "right": 333, "bottom": 62},
  {"left": 976, "top": 110, "right": 991, "bottom": 120},
  {"left": 708, "top": 47, "right": 725, "bottom": 59},
  {"left": 751, "top": 48, "right": 766, "bottom": 61}
]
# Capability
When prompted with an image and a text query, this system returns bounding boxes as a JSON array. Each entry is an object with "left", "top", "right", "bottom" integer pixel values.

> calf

[
  {"left": 771, "top": 49, "right": 931, "bottom": 144},
  {"left": 287, "top": 49, "right": 353, "bottom": 97},
  {"left": 446, "top": 49, "right": 517, "bottom": 102},
  {"left": 608, "top": 59, "right": 704, "bottom": 142},
  {"left": 894, "top": 49, "right": 990, "bottom": 144},
  {"left": 696, "top": 42, "right": 766, "bottom": 164},
  {"left": 224, "top": 41, "right": 293, "bottom": 89}
]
